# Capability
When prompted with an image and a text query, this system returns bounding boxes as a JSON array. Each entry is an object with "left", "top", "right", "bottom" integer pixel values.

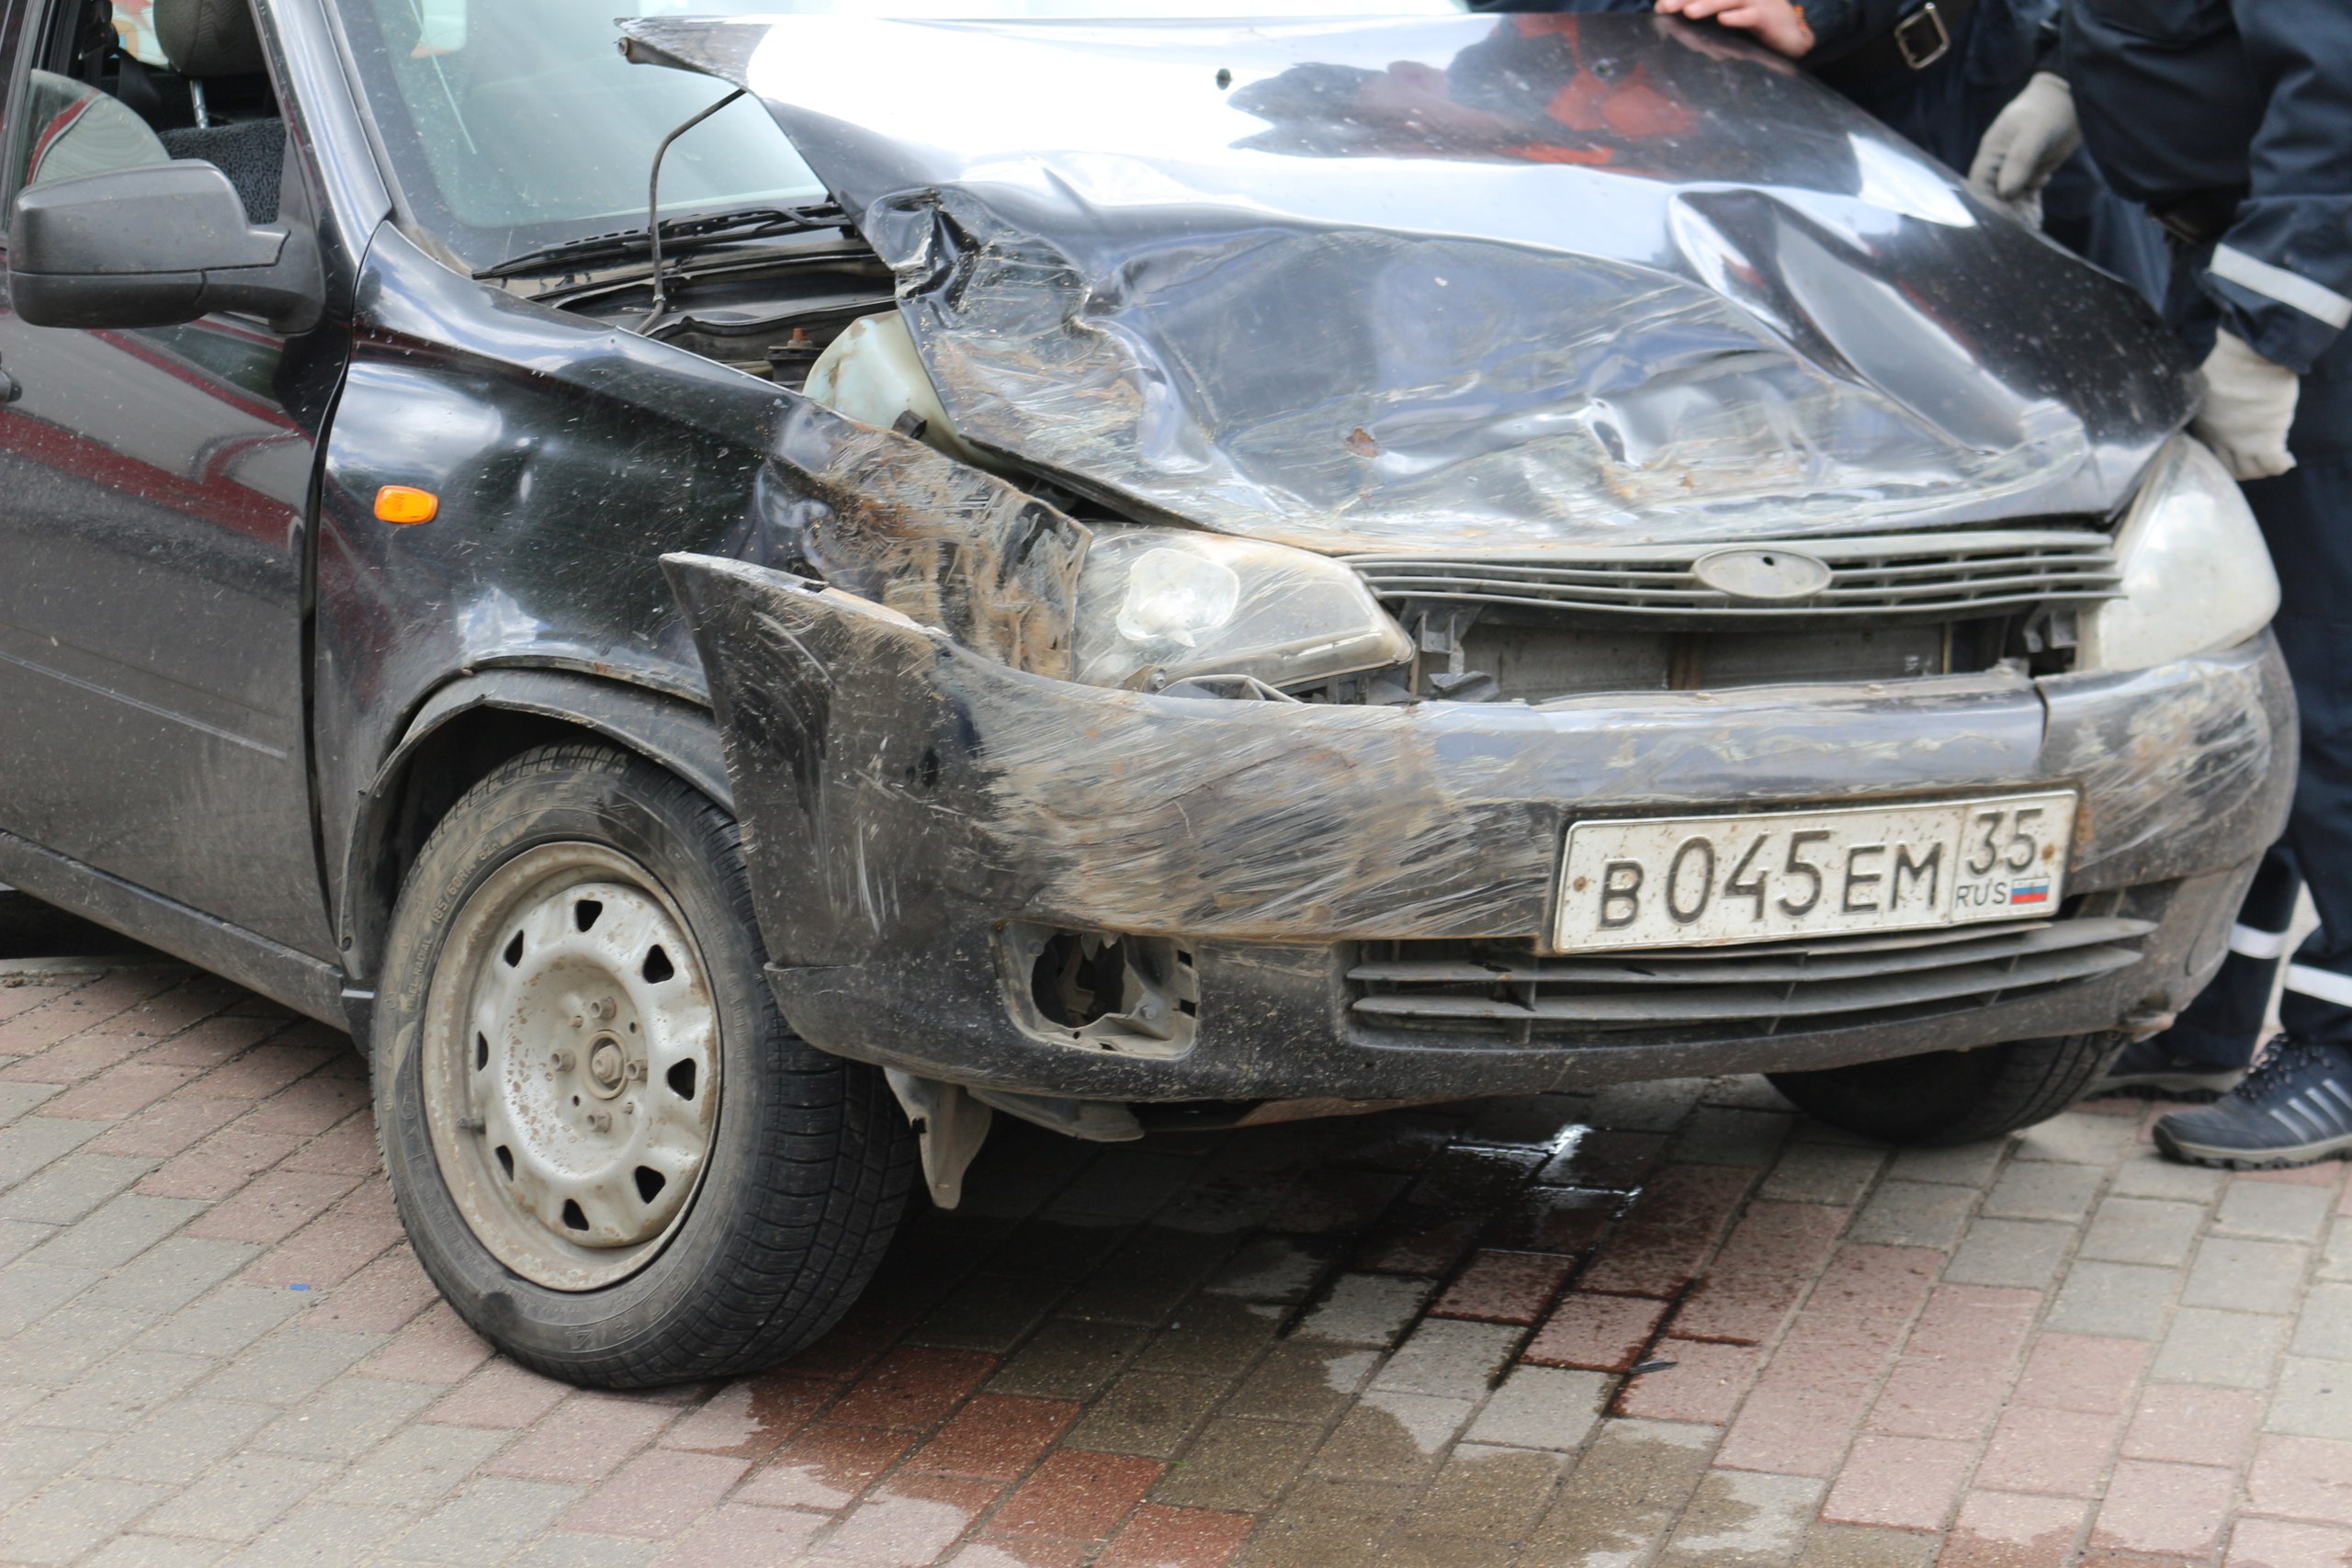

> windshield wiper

[{"left": 474, "top": 202, "right": 851, "bottom": 282}]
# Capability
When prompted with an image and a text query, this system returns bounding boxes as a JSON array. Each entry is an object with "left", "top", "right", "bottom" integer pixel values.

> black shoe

[
  {"left": 2093, "top": 1037, "right": 2246, "bottom": 1100},
  {"left": 2154, "top": 1037, "right": 2352, "bottom": 1169}
]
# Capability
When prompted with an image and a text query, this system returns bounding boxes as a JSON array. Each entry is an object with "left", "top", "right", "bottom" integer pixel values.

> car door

[{"left": 0, "top": 0, "right": 340, "bottom": 955}]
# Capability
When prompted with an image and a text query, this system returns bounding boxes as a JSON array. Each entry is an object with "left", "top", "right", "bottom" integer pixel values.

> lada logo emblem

[{"left": 1690, "top": 547, "right": 1834, "bottom": 602}]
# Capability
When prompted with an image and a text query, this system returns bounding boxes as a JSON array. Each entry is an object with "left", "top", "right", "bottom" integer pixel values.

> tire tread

[{"left": 376, "top": 742, "right": 914, "bottom": 1388}]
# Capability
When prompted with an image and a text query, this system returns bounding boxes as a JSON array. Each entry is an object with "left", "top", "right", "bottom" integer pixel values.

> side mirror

[{"left": 7, "top": 161, "right": 322, "bottom": 333}]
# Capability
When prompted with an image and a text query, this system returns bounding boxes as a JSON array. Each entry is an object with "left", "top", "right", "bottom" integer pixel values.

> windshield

[
  {"left": 336, "top": 0, "right": 1464, "bottom": 274},
  {"left": 338, "top": 1, "right": 828, "bottom": 272}
]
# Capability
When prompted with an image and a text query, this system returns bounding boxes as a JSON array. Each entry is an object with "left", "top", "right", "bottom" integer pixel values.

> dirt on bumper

[{"left": 664, "top": 553, "right": 2293, "bottom": 1104}]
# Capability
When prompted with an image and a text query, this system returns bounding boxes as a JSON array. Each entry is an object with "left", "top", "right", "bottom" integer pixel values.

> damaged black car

[{"left": 0, "top": 0, "right": 2290, "bottom": 1385}]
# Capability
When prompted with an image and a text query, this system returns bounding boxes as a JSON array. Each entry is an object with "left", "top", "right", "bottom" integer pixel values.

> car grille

[
  {"left": 1349, "top": 913, "right": 2151, "bottom": 1038},
  {"left": 1345, "top": 529, "right": 2120, "bottom": 625}
]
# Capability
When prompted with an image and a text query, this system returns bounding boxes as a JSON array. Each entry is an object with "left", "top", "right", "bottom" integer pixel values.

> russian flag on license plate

[{"left": 2010, "top": 879, "right": 2052, "bottom": 907}]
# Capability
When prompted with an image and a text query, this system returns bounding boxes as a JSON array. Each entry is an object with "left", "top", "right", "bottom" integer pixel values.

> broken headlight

[
  {"left": 1071, "top": 528, "right": 1412, "bottom": 691},
  {"left": 2080, "top": 437, "right": 2278, "bottom": 673}
]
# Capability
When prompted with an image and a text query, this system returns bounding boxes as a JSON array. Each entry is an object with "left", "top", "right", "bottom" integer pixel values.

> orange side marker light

[{"left": 375, "top": 485, "right": 440, "bottom": 525}]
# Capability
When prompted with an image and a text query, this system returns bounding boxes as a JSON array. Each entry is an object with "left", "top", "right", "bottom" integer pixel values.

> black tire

[
  {"left": 1766, "top": 1033, "right": 2128, "bottom": 1145},
  {"left": 375, "top": 742, "right": 915, "bottom": 1387}
]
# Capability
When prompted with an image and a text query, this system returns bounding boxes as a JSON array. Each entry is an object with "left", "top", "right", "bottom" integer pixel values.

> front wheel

[
  {"left": 375, "top": 742, "right": 914, "bottom": 1387},
  {"left": 1767, "top": 1033, "right": 2127, "bottom": 1145}
]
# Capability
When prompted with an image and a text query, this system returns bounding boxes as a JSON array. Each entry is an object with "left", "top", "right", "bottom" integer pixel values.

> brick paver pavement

[{"left": 0, "top": 948, "right": 2345, "bottom": 1568}]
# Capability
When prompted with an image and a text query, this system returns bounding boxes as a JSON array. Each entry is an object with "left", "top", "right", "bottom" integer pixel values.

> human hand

[
  {"left": 1656, "top": 0, "right": 1815, "bottom": 59},
  {"left": 2193, "top": 330, "right": 2300, "bottom": 479},
  {"left": 1966, "top": 72, "right": 2079, "bottom": 226}
]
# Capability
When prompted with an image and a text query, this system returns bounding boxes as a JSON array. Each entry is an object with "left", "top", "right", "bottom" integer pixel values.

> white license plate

[{"left": 1554, "top": 792, "right": 2077, "bottom": 953}]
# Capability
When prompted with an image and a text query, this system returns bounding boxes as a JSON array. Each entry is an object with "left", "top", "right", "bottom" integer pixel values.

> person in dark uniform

[{"left": 1972, "top": 0, "right": 2352, "bottom": 1168}]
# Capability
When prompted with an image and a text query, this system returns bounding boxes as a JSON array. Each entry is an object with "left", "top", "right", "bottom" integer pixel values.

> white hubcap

[{"left": 423, "top": 843, "right": 720, "bottom": 1291}]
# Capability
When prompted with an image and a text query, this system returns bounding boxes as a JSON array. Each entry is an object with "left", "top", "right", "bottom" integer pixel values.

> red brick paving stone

[
  {"left": 2091, "top": 1461, "right": 2235, "bottom": 1556},
  {"left": 1973, "top": 1405, "right": 2129, "bottom": 1497},
  {"left": 787, "top": 1304, "right": 921, "bottom": 1382},
  {"left": 184, "top": 1043, "right": 334, "bottom": 1100},
  {"left": 236, "top": 1074, "right": 370, "bottom": 1137},
  {"left": 38, "top": 1060, "right": 199, "bottom": 1121},
  {"left": 0, "top": 983, "right": 72, "bottom": 1026},
  {"left": 1430, "top": 1249, "right": 1575, "bottom": 1325},
  {"left": 1671, "top": 1202, "right": 1851, "bottom": 1344},
  {"left": 2121, "top": 1384, "right": 2264, "bottom": 1469},
  {"left": 1871, "top": 1353, "right": 2014, "bottom": 1443},
  {"left": 425, "top": 1359, "right": 573, "bottom": 1428},
  {"left": 1523, "top": 1292, "right": 1668, "bottom": 1372},
  {"left": 1612, "top": 1337, "right": 1762, "bottom": 1424},
  {"left": 1, "top": 1031, "right": 149, "bottom": 1085},
  {"left": 911, "top": 1394, "right": 1080, "bottom": 1483},
  {"left": 830, "top": 1347, "right": 997, "bottom": 1430},
  {"left": 988, "top": 1450, "right": 1163, "bottom": 1543},
  {"left": 1714, "top": 1301, "right": 1916, "bottom": 1476},
  {"left": 1354, "top": 1214, "right": 1481, "bottom": 1276},
  {"left": 1539, "top": 1128, "right": 1668, "bottom": 1190},
  {"left": 1264, "top": 1168, "right": 1408, "bottom": 1236},
  {"left": 1708, "top": 1198, "right": 1856, "bottom": 1277},
  {"left": 1822, "top": 1435, "right": 1974, "bottom": 1530},
  {"left": 2225, "top": 1517, "right": 2352, "bottom": 1568},
  {"left": 946, "top": 1541, "right": 1091, "bottom": 1568},
  {"left": 86, "top": 979, "right": 238, "bottom": 1038},
  {"left": 735, "top": 1423, "right": 917, "bottom": 1510},
  {"left": 560, "top": 1449, "right": 752, "bottom": 1540},
  {"left": 84, "top": 1092, "right": 243, "bottom": 1157},
  {"left": 650, "top": 1503, "right": 827, "bottom": 1566},
  {"left": 662, "top": 1373, "right": 837, "bottom": 1461},
  {"left": 184, "top": 1167, "right": 364, "bottom": 1245},
  {"left": 243, "top": 1179, "right": 407, "bottom": 1288},
  {"left": 1804, "top": 1245, "right": 1942, "bottom": 1319},
  {"left": 2248, "top": 1436, "right": 2352, "bottom": 1527},
  {"left": 304, "top": 1247, "right": 439, "bottom": 1335},
  {"left": 1577, "top": 1164, "right": 1758, "bottom": 1297},
  {"left": 1669, "top": 1271, "right": 1805, "bottom": 1348},
  {"left": 491, "top": 1395, "right": 676, "bottom": 1483},
  {"left": 0, "top": 970, "right": 177, "bottom": 1051},
  {"left": 136, "top": 1126, "right": 306, "bottom": 1200},
  {"left": 1095, "top": 1504, "right": 1254, "bottom": 1568},
  {"left": 359, "top": 1303, "right": 496, "bottom": 1384},
  {"left": 2011, "top": 1335, "right": 2151, "bottom": 1415},
  {"left": 813, "top": 1472, "right": 1002, "bottom": 1564},
  {"left": 1491, "top": 1186, "right": 1620, "bottom": 1255},
  {"left": 277, "top": 1114, "right": 382, "bottom": 1175},
  {"left": 1939, "top": 1492, "right": 2089, "bottom": 1568},
  {"left": 1868, "top": 1286, "right": 2038, "bottom": 1443},
  {"left": 138, "top": 1016, "right": 284, "bottom": 1068}
]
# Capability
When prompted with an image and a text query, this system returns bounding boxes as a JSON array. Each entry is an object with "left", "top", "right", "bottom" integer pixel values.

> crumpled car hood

[{"left": 622, "top": 13, "right": 2194, "bottom": 553}]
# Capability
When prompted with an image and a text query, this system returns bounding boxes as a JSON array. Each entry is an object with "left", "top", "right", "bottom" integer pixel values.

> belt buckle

[{"left": 1894, "top": 2, "right": 1951, "bottom": 68}]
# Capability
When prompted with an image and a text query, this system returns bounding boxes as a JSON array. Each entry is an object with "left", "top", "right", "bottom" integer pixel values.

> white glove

[
  {"left": 2193, "top": 331, "right": 2300, "bottom": 479},
  {"left": 1967, "top": 73, "right": 2081, "bottom": 228}
]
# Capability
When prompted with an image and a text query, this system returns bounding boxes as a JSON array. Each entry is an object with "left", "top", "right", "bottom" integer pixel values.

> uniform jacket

[{"left": 2064, "top": 0, "right": 2352, "bottom": 374}]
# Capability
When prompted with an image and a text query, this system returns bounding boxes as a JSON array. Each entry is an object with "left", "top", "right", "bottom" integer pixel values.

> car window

[
  {"left": 11, "top": 0, "right": 287, "bottom": 224},
  {"left": 334, "top": 0, "right": 1466, "bottom": 276},
  {"left": 110, "top": 1, "right": 169, "bottom": 66},
  {"left": 334, "top": 0, "right": 829, "bottom": 276}
]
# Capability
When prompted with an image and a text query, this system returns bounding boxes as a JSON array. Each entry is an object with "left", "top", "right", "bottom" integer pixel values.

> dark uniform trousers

[
  {"left": 2162, "top": 269, "right": 2352, "bottom": 1067},
  {"left": 2051, "top": 0, "right": 2352, "bottom": 1067}
]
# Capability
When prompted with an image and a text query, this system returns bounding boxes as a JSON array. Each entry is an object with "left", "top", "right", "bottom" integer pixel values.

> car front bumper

[{"left": 667, "top": 554, "right": 2294, "bottom": 1107}]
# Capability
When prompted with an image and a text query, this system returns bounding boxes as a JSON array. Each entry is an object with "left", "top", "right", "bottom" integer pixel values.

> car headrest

[{"left": 153, "top": 0, "right": 266, "bottom": 78}]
